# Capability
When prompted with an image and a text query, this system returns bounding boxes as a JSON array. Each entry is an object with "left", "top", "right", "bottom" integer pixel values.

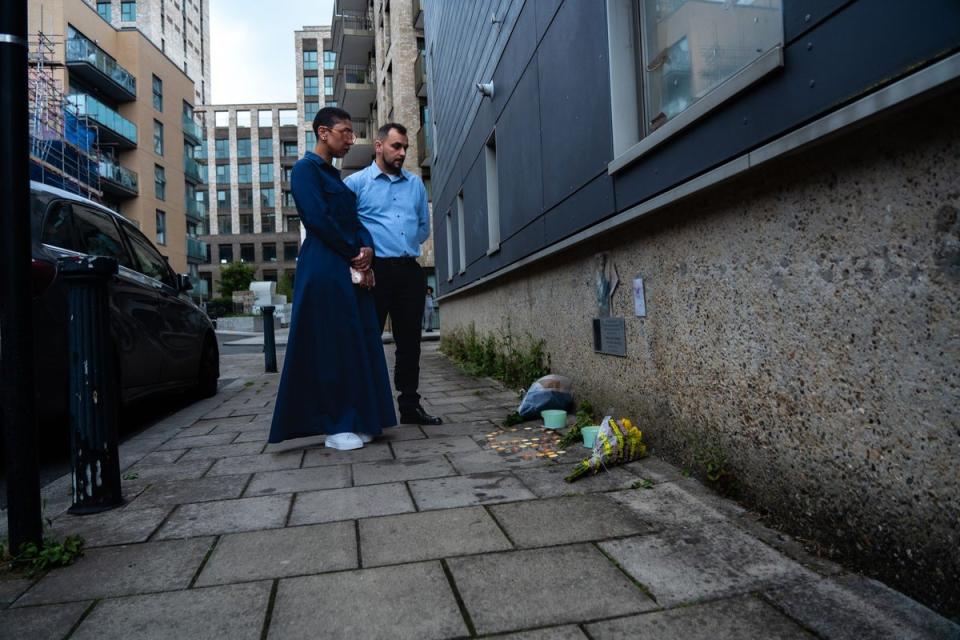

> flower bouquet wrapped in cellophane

[{"left": 564, "top": 416, "right": 647, "bottom": 482}]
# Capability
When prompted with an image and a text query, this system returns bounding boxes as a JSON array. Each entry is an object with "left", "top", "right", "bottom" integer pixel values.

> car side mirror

[{"left": 177, "top": 274, "right": 193, "bottom": 292}]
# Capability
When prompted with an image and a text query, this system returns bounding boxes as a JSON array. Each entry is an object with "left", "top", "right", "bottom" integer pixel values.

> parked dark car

[{"left": 28, "top": 181, "right": 219, "bottom": 425}]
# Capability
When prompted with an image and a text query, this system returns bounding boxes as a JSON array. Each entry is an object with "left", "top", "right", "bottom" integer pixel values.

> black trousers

[{"left": 372, "top": 257, "right": 426, "bottom": 411}]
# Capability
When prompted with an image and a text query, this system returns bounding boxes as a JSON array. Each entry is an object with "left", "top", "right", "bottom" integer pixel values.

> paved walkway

[{"left": 1, "top": 344, "right": 956, "bottom": 639}]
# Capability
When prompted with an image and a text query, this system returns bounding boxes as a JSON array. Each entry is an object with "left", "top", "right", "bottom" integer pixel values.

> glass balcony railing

[
  {"left": 183, "top": 156, "right": 204, "bottom": 183},
  {"left": 417, "top": 124, "right": 432, "bottom": 167},
  {"left": 66, "top": 30, "right": 137, "bottom": 100},
  {"left": 194, "top": 144, "right": 208, "bottom": 162},
  {"left": 415, "top": 50, "right": 427, "bottom": 96},
  {"left": 186, "top": 237, "right": 208, "bottom": 262},
  {"left": 98, "top": 160, "right": 139, "bottom": 193},
  {"left": 68, "top": 93, "right": 138, "bottom": 147},
  {"left": 190, "top": 278, "right": 209, "bottom": 297},
  {"left": 185, "top": 199, "right": 207, "bottom": 221},
  {"left": 182, "top": 116, "right": 204, "bottom": 143}
]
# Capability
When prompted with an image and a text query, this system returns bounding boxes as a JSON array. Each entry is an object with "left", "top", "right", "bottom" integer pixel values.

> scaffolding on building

[{"left": 28, "top": 29, "right": 102, "bottom": 199}]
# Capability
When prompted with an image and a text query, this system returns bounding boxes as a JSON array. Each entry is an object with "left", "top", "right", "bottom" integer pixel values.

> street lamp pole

[{"left": 0, "top": 0, "right": 43, "bottom": 550}]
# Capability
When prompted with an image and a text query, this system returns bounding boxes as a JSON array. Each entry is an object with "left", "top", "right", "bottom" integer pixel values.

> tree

[
  {"left": 277, "top": 271, "right": 295, "bottom": 303},
  {"left": 218, "top": 262, "right": 256, "bottom": 298}
]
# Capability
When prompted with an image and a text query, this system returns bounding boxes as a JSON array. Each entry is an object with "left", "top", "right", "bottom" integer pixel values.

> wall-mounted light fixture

[{"left": 476, "top": 82, "right": 494, "bottom": 98}]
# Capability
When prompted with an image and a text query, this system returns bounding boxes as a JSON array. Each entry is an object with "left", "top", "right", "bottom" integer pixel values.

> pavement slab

[
  {"left": 392, "top": 435, "right": 483, "bottom": 458},
  {"left": 206, "top": 451, "right": 303, "bottom": 476},
  {"left": 154, "top": 495, "right": 291, "bottom": 539},
  {"left": 375, "top": 425, "right": 426, "bottom": 441},
  {"left": 359, "top": 506, "right": 513, "bottom": 567},
  {"left": 513, "top": 464, "right": 640, "bottom": 498},
  {"left": 124, "top": 475, "right": 249, "bottom": 510},
  {"left": 131, "top": 449, "right": 188, "bottom": 466},
  {"left": 352, "top": 456, "right": 457, "bottom": 486},
  {"left": 487, "top": 626, "right": 588, "bottom": 639},
  {"left": 245, "top": 465, "right": 351, "bottom": 496},
  {"left": 447, "top": 544, "right": 657, "bottom": 635},
  {"left": 177, "top": 442, "right": 266, "bottom": 461},
  {"left": 0, "top": 578, "right": 33, "bottom": 607},
  {"left": 762, "top": 574, "right": 960, "bottom": 640},
  {"left": 195, "top": 521, "right": 357, "bottom": 586},
  {"left": 231, "top": 429, "right": 271, "bottom": 443},
  {"left": 70, "top": 581, "right": 272, "bottom": 640},
  {"left": 15, "top": 537, "right": 213, "bottom": 605},
  {"left": 446, "top": 449, "right": 514, "bottom": 474},
  {"left": 157, "top": 432, "right": 238, "bottom": 450},
  {"left": 409, "top": 472, "right": 537, "bottom": 510},
  {"left": 606, "top": 482, "right": 728, "bottom": 528},
  {"left": 123, "top": 459, "right": 214, "bottom": 482},
  {"left": 623, "top": 457, "right": 686, "bottom": 484},
  {"left": 301, "top": 442, "right": 394, "bottom": 467},
  {"left": 48, "top": 505, "right": 171, "bottom": 548},
  {"left": 584, "top": 596, "right": 813, "bottom": 639},
  {"left": 0, "top": 600, "right": 90, "bottom": 640},
  {"left": 419, "top": 421, "right": 500, "bottom": 438},
  {"left": 599, "top": 522, "right": 819, "bottom": 607},
  {"left": 268, "top": 561, "right": 467, "bottom": 640},
  {"left": 489, "top": 494, "right": 653, "bottom": 548},
  {"left": 288, "top": 482, "right": 415, "bottom": 525}
]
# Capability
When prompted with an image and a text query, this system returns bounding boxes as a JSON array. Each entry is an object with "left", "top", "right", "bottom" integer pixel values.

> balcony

[
  {"left": 66, "top": 30, "right": 136, "bottom": 102},
  {"left": 98, "top": 160, "right": 138, "bottom": 198},
  {"left": 183, "top": 156, "right": 204, "bottom": 183},
  {"left": 186, "top": 237, "right": 208, "bottom": 263},
  {"left": 334, "top": 64, "right": 375, "bottom": 118},
  {"left": 68, "top": 94, "right": 137, "bottom": 149},
  {"left": 182, "top": 115, "right": 204, "bottom": 144},
  {"left": 415, "top": 50, "right": 427, "bottom": 97},
  {"left": 342, "top": 118, "right": 374, "bottom": 170},
  {"left": 332, "top": 9, "right": 373, "bottom": 66},
  {"left": 417, "top": 124, "right": 431, "bottom": 168},
  {"left": 185, "top": 199, "right": 207, "bottom": 223},
  {"left": 194, "top": 144, "right": 208, "bottom": 162},
  {"left": 413, "top": 0, "right": 424, "bottom": 30},
  {"left": 190, "top": 277, "right": 209, "bottom": 297}
]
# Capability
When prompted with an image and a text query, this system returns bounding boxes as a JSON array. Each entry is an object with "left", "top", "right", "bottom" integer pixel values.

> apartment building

[
  {"left": 28, "top": 0, "right": 206, "bottom": 282},
  {"left": 82, "top": 0, "right": 211, "bottom": 105},
  {"left": 196, "top": 104, "right": 303, "bottom": 296},
  {"left": 293, "top": 26, "right": 335, "bottom": 158}
]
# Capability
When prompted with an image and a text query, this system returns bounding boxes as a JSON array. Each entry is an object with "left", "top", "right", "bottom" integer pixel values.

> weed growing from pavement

[
  {"left": 2, "top": 535, "right": 85, "bottom": 577},
  {"left": 440, "top": 322, "right": 550, "bottom": 391}
]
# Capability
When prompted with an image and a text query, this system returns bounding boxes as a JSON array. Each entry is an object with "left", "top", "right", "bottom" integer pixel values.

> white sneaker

[
  {"left": 357, "top": 433, "right": 373, "bottom": 443},
  {"left": 325, "top": 432, "right": 364, "bottom": 450}
]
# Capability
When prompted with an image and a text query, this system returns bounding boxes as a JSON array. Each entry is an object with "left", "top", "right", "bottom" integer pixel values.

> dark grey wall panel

[
  {"left": 537, "top": 0, "right": 613, "bottom": 211},
  {"left": 498, "top": 58, "right": 544, "bottom": 240},
  {"left": 783, "top": 0, "right": 852, "bottom": 43},
  {"left": 534, "top": 0, "right": 562, "bottom": 46},
  {"left": 491, "top": 0, "right": 537, "bottom": 121},
  {"left": 543, "top": 172, "right": 616, "bottom": 246},
  {"left": 462, "top": 151, "right": 489, "bottom": 267}
]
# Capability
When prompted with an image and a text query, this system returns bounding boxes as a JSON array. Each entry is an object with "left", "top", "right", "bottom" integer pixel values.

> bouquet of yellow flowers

[{"left": 564, "top": 416, "right": 647, "bottom": 482}]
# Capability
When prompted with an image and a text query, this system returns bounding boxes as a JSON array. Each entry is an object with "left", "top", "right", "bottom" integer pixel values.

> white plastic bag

[{"left": 517, "top": 374, "right": 574, "bottom": 419}]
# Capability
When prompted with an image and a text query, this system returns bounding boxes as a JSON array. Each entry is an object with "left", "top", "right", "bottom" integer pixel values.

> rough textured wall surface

[{"left": 438, "top": 94, "right": 960, "bottom": 616}]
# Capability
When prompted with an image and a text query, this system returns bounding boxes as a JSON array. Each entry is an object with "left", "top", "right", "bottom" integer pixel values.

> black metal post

[
  {"left": 1, "top": 0, "right": 43, "bottom": 550},
  {"left": 262, "top": 306, "right": 277, "bottom": 373},
  {"left": 59, "top": 256, "right": 123, "bottom": 514}
]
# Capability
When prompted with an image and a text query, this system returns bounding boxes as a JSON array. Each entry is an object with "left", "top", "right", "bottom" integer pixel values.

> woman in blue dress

[{"left": 269, "top": 107, "right": 397, "bottom": 450}]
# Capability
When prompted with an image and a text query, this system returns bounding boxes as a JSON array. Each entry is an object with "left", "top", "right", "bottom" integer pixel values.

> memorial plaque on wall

[{"left": 593, "top": 317, "right": 627, "bottom": 356}]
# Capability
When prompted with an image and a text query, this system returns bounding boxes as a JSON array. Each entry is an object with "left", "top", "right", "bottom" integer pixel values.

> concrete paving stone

[
  {"left": 489, "top": 494, "right": 653, "bottom": 548},
  {"left": 606, "top": 482, "right": 728, "bottom": 528},
  {"left": 410, "top": 472, "right": 537, "bottom": 511},
  {"left": 353, "top": 456, "right": 457, "bottom": 486},
  {"left": 47, "top": 506, "right": 170, "bottom": 548},
  {"left": 245, "top": 465, "right": 351, "bottom": 496},
  {"left": 264, "top": 434, "right": 326, "bottom": 452},
  {"left": 420, "top": 420, "right": 500, "bottom": 438},
  {"left": 288, "top": 482, "right": 415, "bottom": 525},
  {"left": 392, "top": 435, "right": 482, "bottom": 459},
  {"left": 206, "top": 451, "right": 303, "bottom": 476},
  {"left": 0, "top": 577, "right": 34, "bottom": 606},
  {"left": 623, "top": 456, "right": 685, "bottom": 483},
  {"left": 732, "top": 512, "right": 845, "bottom": 577},
  {"left": 173, "top": 423, "right": 218, "bottom": 437},
  {"left": 0, "top": 600, "right": 90, "bottom": 640},
  {"left": 209, "top": 421, "right": 270, "bottom": 435},
  {"left": 269, "top": 561, "right": 467, "bottom": 640},
  {"left": 200, "top": 414, "right": 258, "bottom": 427},
  {"left": 585, "top": 596, "right": 813, "bottom": 639},
  {"left": 514, "top": 464, "right": 641, "bottom": 498},
  {"left": 196, "top": 521, "right": 357, "bottom": 586},
  {"left": 15, "top": 537, "right": 213, "bottom": 605},
  {"left": 232, "top": 428, "right": 271, "bottom": 443},
  {"left": 301, "top": 442, "right": 393, "bottom": 467},
  {"left": 448, "top": 544, "right": 657, "bottom": 635},
  {"left": 359, "top": 506, "right": 513, "bottom": 567},
  {"left": 157, "top": 432, "right": 238, "bottom": 451},
  {"left": 487, "top": 626, "right": 588, "bottom": 640},
  {"left": 599, "top": 522, "right": 819, "bottom": 607},
  {"left": 154, "top": 495, "right": 290, "bottom": 539},
  {"left": 671, "top": 476, "right": 748, "bottom": 519},
  {"left": 71, "top": 581, "right": 271, "bottom": 640},
  {"left": 446, "top": 449, "right": 514, "bottom": 474},
  {"left": 131, "top": 449, "right": 187, "bottom": 466},
  {"left": 762, "top": 574, "right": 960, "bottom": 640},
  {"left": 375, "top": 425, "right": 426, "bottom": 441},
  {"left": 125, "top": 475, "right": 249, "bottom": 510},
  {"left": 123, "top": 459, "right": 214, "bottom": 482},
  {"left": 441, "top": 410, "right": 507, "bottom": 424},
  {"left": 177, "top": 442, "right": 266, "bottom": 461},
  {"left": 200, "top": 406, "right": 236, "bottom": 420}
]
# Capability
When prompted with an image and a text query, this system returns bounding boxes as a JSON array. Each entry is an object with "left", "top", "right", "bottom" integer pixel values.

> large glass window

[
  {"left": 72, "top": 206, "right": 133, "bottom": 268},
  {"left": 281, "top": 166, "right": 293, "bottom": 182},
  {"left": 155, "top": 210, "right": 166, "bottom": 245},
  {"left": 258, "top": 138, "right": 273, "bottom": 158},
  {"left": 281, "top": 141, "right": 298, "bottom": 157},
  {"left": 215, "top": 163, "right": 229, "bottom": 184},
  {"left": 219, "top": 244, "right": 233, "bottom": 263},
  {"left": 259, "top": 163, "right": 274, "bottom": 183},
  {"left": 305, "top": 131, "right": 316, "bottom": 148},
  {"left": 237, "top": 162, "right": 252, "bottom": 183},
  {"left": 239, "top": 214, "right": 253, "bottom": 236},
  {"left": 240, "top": 243, "right": 255, "bottom": 262},
  {"left": 121, "top": 1, "right": 136, "bottom": 22},
  {"left": 303, "top": 76, "right": 320, "bottom": 96},
  {"left": 302, "top": 50, "right": 318, "bottom": 70},
  {"left": 236, "top": 138, "right": 251, "bottom": 158},
  {"left": 323, "top": 50, "right": 336, "bottom": 70},
  {"left": 263, "top": 243, "right": 277, "bottom": 262},
  {"left": 217, "top": 188, "right": 230, "bottom": 207},
  {"left": 217, "top": 214, "right": 232, "bottom": 234},
  {"left": 152, "top": 75, "right": 163, "bottom": 111},
  {"left": 97, "top": 1, "right": 111, "bottom": 20},
  {"left": 238, "top": 188, "right": 254, "bottom": 208},
  {"left": 260, "top": 187, "right": 275, "bottom": 207},
  {"left": 304, "top": 101, "right": 319, "bottom": 122},
  {"left": 324, "top": 76, "right": 334, "bottom": 96},
  {"left": 282, "top": 190, "right": 295, "bottom": 207},
  {"left": 283, "top": 242, "right": 299, "bottom": 261},
  {"left": 215, "top": 138, "right": 230, "bottom": 158},
  {"left": 154, "top": 164, "right": 166, "bottom": 200},
  {"left": 261, "top": 212, "right": 276, "bottom": 233},
  {"left": 153, "top": 119, "right": 164, "bottom": 155}
]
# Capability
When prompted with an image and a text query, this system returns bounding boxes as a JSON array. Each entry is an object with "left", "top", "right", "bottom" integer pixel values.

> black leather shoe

[{"left": 400, "top": 406, "right": 443, "bottom": 425}]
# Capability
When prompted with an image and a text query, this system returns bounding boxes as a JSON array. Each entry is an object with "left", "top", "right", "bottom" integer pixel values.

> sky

[{"left": 209, "top": 0, "right": 335, "bottom": 105}]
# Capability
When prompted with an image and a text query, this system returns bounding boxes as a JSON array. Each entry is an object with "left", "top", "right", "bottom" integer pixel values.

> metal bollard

[
  {"left": 59, "top": 256, "right": 123, "bottom": 514},
  {"left": 262, "top": 305, "right": 277, "bottom": 373}
]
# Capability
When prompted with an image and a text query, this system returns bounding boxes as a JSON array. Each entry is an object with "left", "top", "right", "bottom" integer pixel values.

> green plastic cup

[
  {"left": 541, "top": 410, "right": 567, "bottom": 429},
  {"left": 581, "top": 426, "right": 600, "bottom": 448}
]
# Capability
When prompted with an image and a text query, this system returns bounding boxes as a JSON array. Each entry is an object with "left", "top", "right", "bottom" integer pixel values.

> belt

[{"left": 375, "top": 256, "right": 418, "bottom": 263}]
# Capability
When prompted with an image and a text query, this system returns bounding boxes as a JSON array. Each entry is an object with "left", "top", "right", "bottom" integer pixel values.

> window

[
  {"left": 282, "top": 141, "right": 298, "bottom": 157},
  {"left": 261, "top": 212, "right": 276, "bottom": 232},
  {"left": 153, "top": 120, "right": 164, "bottom": 155},
  {"left": 217, "top": 214, "right": 232, "bottom": 234},
  {"left": 262, "top": 243, "right": 277, "bottom": 262},
  {"left": 97, "top": 1, "right": 111, "bottom": 21},
  {"left": 237, "top": 163, "right": 252, "bottom": 183},
  {"left": 324, "top": 76, "right": 334, "bottom": 96},
  {"left": 41, "top": 203, "right": 78, "bottom": 251},
  {"left": 217, "top": 187, "right": 230, "bottom": 207},
  {"left": 152, "top": 75, "right": 163, "bottom": 111},
  {"left": 260, "top": 187, "right": 275, "bottom": 207},
  {"left": 121, "top": 1, "right": 136, "bottom": 21},
  {"left": 283, "top": 242, "right": 299, "bottom": 261},
  {"left": 236, "top": 110, "right": 251, "bottom": 128},
  {"left": 154, "top": 164, "right": 166, "bottom": 200},
  {"left": 323, "top": 50, "right": 336, "bottom": 70},
  {"left": 282, "top": 190, "right": 295, "bottom": 207},
  {"left": 215, "top": 164, "right": 229, "bottom": 184},
  {"left": 240, "top": 243, "right": 255, "bottom": 262},
  {"left": 305, "top": 131, "right": 316, "bottom": 148},
  {"left": 155, "top": 210, "right": 166, "bottom": 245},
  {"left": 484, "top": 132, "right": 499, "bottom": 252},
  {"left": 71, "top": 206, "right": 134, "bottom": 267},
  {"left": 219, "top": 244, "right": 233, "bottom": 263},
  {"left": 238, "top": 188, "right": 253, "bottom": 208},
  {"left": 126, "top": 225, "right": 175, "bottom": 288},
  {"left": 215, "top": 138, "right": 230, "bottom": 157},
  {"left": 284, "top": 215, "right": 300, "bottom": 232},
  {"left": 303, "top": 76, "right": 320, "bottom": 96},
  {"left": 456, "top": 191, "right": 465, "bottom": 274},
  {"left": 214, "top": 110, "right": 229, "bottom": 127},
  {"left": 445, "top": 210, "right": 454, "bottom": 282},
  {"left": 302, "top": 50, "right": 318, "bottom": 70},
  {"left": 239, "top": 213, "right": 253, "bottom": 233},
  {"left": 262, "top": 269, "right": 277, "bottom": 282},
  {"left": 279, "top": 109, "right": 297, "bottom": 126},
  {"left": 183, "top": 101, "right": 194, "bottom": 121},
  {"left": 258, "top": 138, "right": 273, "bottom": 158},
  {"left": 304, "top": 101, "right": 319, "bottom": 122},
  {"left": 258, "top": 110, "right": 272, "bottom": 127},
  {"left": 236, "top": 138, "right": 251, "bottom": 158},
  {"left": 281, "top": 166, "right": 293, "bottom": 182},
  {"left": 259, "top": 164, "right": 274, "bottom": 183}
]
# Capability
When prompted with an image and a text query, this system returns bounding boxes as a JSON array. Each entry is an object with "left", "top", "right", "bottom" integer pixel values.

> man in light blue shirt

[{"left": 344, "top": 122, "right": 441, "bottom": 425}]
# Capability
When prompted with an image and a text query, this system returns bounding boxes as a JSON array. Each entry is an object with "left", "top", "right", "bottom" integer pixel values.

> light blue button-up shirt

[{"left": 344, "top": 161, "right": 430, "bottom": 258}]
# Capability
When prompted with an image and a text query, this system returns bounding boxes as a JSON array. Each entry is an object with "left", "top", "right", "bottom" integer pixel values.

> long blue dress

[{"left": 268, "top": 152, "right": 397, "bottom": 443}]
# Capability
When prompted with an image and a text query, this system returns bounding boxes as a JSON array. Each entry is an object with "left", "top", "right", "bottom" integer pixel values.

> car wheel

[{"left": 197, "top": 335, "right": 219, "bottom": 398}]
